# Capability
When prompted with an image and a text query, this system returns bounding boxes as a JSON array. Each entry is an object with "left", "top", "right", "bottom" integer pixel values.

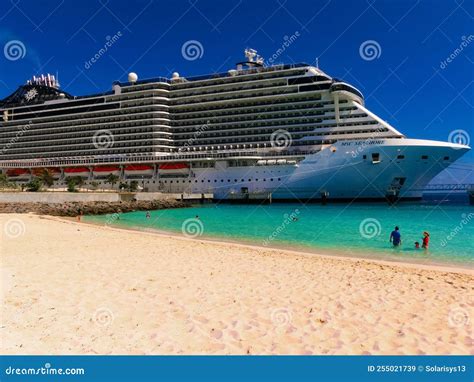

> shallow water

[{"left": 86, "top": 194, "right": 474, "bottom": 267}]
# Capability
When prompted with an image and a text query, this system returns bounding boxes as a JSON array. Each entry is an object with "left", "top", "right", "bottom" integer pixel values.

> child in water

[
  {"left": 422, "top": 231, "right": 430, "bottom": 249},
  {"left": 414, "top": 242, "right": 420, "bottom": 249}
]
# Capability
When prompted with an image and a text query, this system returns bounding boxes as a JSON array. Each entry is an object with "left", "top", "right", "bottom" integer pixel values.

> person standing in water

[
  {"left": 389, "top": 226, "right": 402, "bottom": 247},
  {"left": 422, "top": 231, "right": 430, "bottom": 249},
  {"left": 146, "top": 211, "right": 151, "bottom": 219}
]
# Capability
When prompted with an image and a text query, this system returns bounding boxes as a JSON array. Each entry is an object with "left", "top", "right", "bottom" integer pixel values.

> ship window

[
  {"left": 443, "top": 156, "right": 450, "bottom": 160},
  {"left": 371, "top": 153, "right": 380, "bottom": 163},
  {"left": 397, "top": 155, "right": 405, "bottom": 159},
  {"left": 421, "top": 155, "right": 428, "bottom": 160},
  {"left": 362, "top": 155, "right": 367, "bottom": 159}
]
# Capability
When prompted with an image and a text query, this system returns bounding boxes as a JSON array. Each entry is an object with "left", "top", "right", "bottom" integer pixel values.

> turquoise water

[{"left": 86, "top": 197, "right": 474, "bottom": 267}]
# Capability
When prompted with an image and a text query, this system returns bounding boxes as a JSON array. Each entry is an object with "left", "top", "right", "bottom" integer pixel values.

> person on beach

[
  {"left": 422, "top": 231, "right": 430, "bottom": 249},
  {"left": 77, "top": 210, "right": 83, "bottom": 222},
  {"left": 389, "top": 226, "right": 401, "bottom": 247}
]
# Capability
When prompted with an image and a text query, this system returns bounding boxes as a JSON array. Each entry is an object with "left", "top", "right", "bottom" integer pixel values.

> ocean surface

[{"left": 86, "top": 193, "right": 474, "bottom": 267}]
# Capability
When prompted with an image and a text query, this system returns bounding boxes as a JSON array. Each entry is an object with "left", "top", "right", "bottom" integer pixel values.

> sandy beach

[{"left": 1, "top": 213, "right": 472, "bottom": 355}]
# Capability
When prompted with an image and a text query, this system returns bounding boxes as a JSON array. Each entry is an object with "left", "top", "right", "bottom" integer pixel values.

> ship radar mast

[
  {"left": 237, "top": 48, "right": 264, "bottom": 70},
  {"left": 26, "top": 74, "right": 60, "bottom": 89}
]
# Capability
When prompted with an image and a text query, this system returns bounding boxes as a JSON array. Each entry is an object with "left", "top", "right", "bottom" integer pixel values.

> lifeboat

[
  {"left": 124, "top": 164, "right": 154, "bottom": 178},
  {"left": 31, "top": 168, "right": 61, "bottom": 178},
  {"left": 92, "top": 165, "right": 121, "bottom": 177},
  {"left": 158, "top": 163, "right": 190, "bottom": 176},
  {"left": 6, "top": 168, "right": 30, "bottom": 178},
  {"left": 64, "top": 167, "right": 90, "bottom": 177}
]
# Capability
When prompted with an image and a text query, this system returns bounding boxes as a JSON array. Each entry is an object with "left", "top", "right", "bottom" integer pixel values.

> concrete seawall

[{"left": 0, "top": 192, "right": 211, "bottom": 204}]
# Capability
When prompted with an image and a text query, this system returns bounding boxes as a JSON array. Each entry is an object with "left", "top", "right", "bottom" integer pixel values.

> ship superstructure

[{"left": 0, "top": 49, "right": 469, "bottom": 200}]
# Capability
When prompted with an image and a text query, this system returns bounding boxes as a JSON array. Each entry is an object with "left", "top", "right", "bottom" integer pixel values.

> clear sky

[{"left": 0, "top": 0, "right": 472, "bottom": 175}]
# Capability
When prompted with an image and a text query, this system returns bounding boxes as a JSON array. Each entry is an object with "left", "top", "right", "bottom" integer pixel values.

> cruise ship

[{"left": 0, "top": 49, "right": 470, "bottom": 201}]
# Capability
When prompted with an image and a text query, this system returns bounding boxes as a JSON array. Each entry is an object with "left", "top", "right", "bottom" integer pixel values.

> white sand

[{"left": 1, "top": 213, "right": 472, "bottom": 355}]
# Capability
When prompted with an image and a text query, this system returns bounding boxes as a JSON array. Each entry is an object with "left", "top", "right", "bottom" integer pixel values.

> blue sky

[{"left": 0, "top": 0, "right": 473, "bottom": 173}]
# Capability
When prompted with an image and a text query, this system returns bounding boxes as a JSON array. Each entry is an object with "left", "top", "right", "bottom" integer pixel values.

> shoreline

[
  {"left": 80, "top": 216, "right": 474, "bottom": 275},
  {"left": 2, "top": 213, "right": 472, "bottom": 355}
]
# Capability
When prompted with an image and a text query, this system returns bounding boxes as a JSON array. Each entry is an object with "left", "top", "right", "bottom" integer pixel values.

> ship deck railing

[{"left": 0, "top": 149, "right": 317, "bottom": 168}]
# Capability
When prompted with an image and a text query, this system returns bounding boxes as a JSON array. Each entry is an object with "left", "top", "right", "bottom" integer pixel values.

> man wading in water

[{"left": 389, "top": 226, "right": 402, "bottom": 247}]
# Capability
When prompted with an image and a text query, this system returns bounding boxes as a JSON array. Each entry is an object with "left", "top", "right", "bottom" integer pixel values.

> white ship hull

[{"left": 156, "top": 138, "right": 469, "bottom": 200}]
